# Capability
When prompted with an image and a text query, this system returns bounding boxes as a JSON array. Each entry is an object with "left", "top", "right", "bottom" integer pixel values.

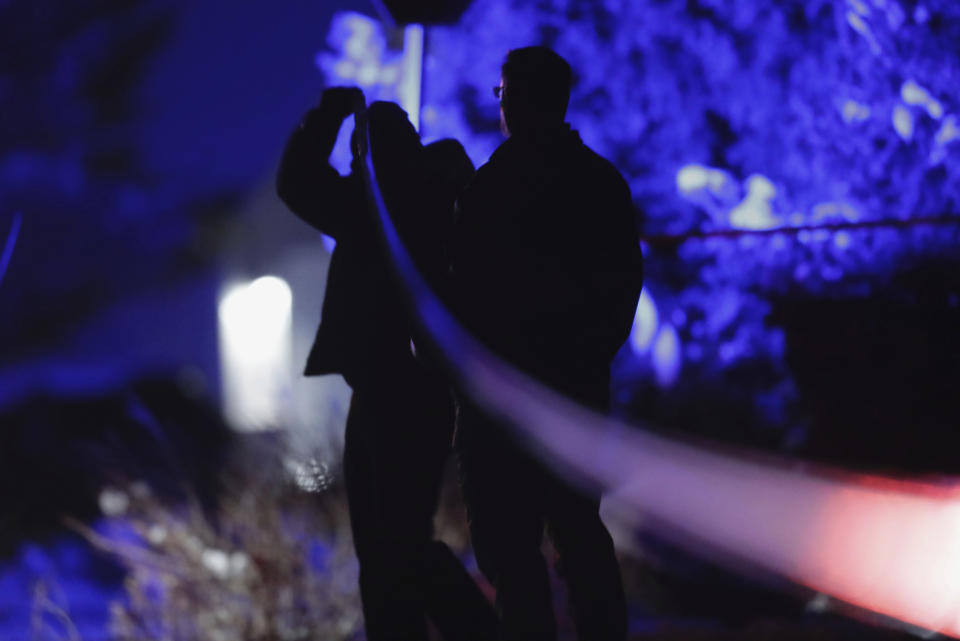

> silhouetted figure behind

[
  {"left": 450, "top": 47, "right": 644, "bottom": 641},
  {"left": 277, "top": 87, "right": 496, "bottom": 641}
]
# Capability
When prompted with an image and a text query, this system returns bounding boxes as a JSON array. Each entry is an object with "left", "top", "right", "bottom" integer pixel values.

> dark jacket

[
  {"left": 450, "top": 124, "right": 643, "bottom": 405},
  {"left": 276, "top": 102, "right": 421, "bottom": 387}
]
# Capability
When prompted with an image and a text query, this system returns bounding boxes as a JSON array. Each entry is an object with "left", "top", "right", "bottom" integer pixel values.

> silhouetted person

[
  {"left": 277, "top": 87, "right": 496, "bottom": 641},
  {"left": 449, "top": 47, "right": 643, "bottom": 641}
]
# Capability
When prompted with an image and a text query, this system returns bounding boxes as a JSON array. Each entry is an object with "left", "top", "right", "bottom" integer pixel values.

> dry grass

[{"left": 63, "top": 447, "right": 364, "bottom": 641}]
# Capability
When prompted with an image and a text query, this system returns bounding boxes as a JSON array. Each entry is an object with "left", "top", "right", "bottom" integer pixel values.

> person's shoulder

[
  {"left": 465, "top": 140, "right": 514, "bottom": 185},
  {"left": 480, "top": 137, "right": 520, "bottom": 169},
  {"left": 455, "top": 142, "right": 518, "bottom": 219},
  {"left": 578, "top": 143, "right": 630, "bottom": 193},
  {"left": 575, "top": 137, "right": 619, "bottom": 175}
]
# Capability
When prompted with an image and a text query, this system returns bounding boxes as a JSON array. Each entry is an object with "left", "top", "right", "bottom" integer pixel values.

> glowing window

[{"left": 218, "top": 276, "right": 293, "bottom": 430}]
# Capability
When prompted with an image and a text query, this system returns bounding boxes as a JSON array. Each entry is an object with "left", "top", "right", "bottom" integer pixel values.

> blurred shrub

[{"left": 71, "top": 470, "right": 363, "bottom": 641}]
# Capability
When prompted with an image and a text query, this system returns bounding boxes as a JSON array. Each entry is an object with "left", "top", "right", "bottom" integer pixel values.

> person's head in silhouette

[
  {"left": 496, "top": 46, "right": 572, "bottom": 137},
  {"left": 423, "top": 139, "right": 474, "bottom": 205},
  {"left": 365, "top": 101, "right": 423, "bottom": 215}
]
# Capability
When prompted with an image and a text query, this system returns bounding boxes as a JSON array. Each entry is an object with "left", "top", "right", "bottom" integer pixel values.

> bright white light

[
  {"left": 397, "top": 24, "right": 425, "bottom": 131},
  {"left": 676, "top": 164, "right": 715, "bottom": 194},
  {"left": 218, "top": 276, "right": 293, "bottom": 430},
  {"left": 676, "top": 164, "right": 709, "bottom": 193},
  {"left": 629, "top": 289, "right": 658, "bottom": 354},
  {"left": 729, "top": 174, "right": 779, "bottom": 230},
  {"left": 746, "top": 174, "right": 775, "bottom": 199},
  {"left": 900, "top": 80, "right": 929, "bottom": 105},
  {"left": 676, "top": 163, "right": 730, "bottom": 198}
]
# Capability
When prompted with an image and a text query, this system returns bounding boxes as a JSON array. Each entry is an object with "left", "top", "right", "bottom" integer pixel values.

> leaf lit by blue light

[
  {"left": 846, "top": 10, "right": 881, "bottom": 54},
  {"left": 892, "top": 105, "right": 914, "bottom": 141},
  {"left": 935, "top": 115, "right": 959, "bottom": 147},
  {"left": 901, "top": 80, "right": 943, "bottom": 120},
  {"left": 316, "top": 13, "right": 388, "bottom": 90},
  {"left": 811, "top": 201, "right": 859, "bottom": 223},
  {"left": 315, "top": 12, "right": 422, "bottom": 118},
  {"left": 629, "top": 289, "right": 658, "bottom": 355},
  {"left": 841, "top": 100, "right": 871, "bottom": 124},
  {"left": 834, "top": 231, "right": 852, "bottom": 250},
  {"left": 847, "top": 0, "right": 870, "bottom": 18},
  {"left": 652, "top": 324, "right": 681, "bottom": 388},
  {"left": 729, "top": 175, "right": 779, "bottom": 231},
  {"left": 676, "top": 164, "right": 730, "bottom": 196}
]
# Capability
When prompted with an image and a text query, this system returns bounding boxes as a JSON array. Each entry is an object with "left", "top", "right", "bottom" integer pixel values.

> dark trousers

[
  {"left": 343, "top": 366, "right": 498, "bottom": 641},
  {"left": 455, "top": 404, "right": 627, "bottom": 641}
]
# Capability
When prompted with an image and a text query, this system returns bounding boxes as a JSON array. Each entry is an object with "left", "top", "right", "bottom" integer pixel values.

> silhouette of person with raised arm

[
  {"left": 449, "top": 47, "right": 644, "bottom": 641},
  {"left": 277, "top": 87, "right": 496, "bottom": 641}
]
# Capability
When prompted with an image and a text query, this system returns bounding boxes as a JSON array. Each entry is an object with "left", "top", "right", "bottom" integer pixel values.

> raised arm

[{"left": 276, "top": 87, "right": 366, "bottom": 238}]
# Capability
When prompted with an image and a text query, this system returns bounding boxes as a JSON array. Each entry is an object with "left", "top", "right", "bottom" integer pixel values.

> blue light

[
  {"left": 676, "top": 164, "right": 728, "bottom": 195},
  {"left": 834, "top": 231, "right": 852, "bottom": 250},
  {"left": 935, "top": 115, "right": 959, "bottom": 146},
  {"left": 892, "top": 105, "right": 914, "bottom": 141},
  {"left": 397, "top": 25, "right": 425, "bottom": 130},
  {"left": 0, "top": 212, "right": 22, "bottom": 287},
  {"left": 846, "top": 9, "right": 881, "bottom": 54},
  {"left": 652, "top": 324, "right": 681, "bottom": 388},
  {"left": 629, "top": 289, "right": 658, "bottom": 355},
  {"left": 841, "top": 100, "right": 871, "bottom": 124},
  {"left": 321, "top": 234, "right": 337, "bottom": 254},
  {"left": 316, "top": 12, "right": 420, "bottom": 113},
  {"left": 729, "top": 175, "right": 779, "bottom": 230},
  {"left": 901, "top": 80, "right": 943, "bottom": 119}
]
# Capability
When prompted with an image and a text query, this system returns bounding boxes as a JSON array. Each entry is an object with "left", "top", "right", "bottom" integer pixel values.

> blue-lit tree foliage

[
  {"left": 321, "top": 1, "right": 960, "bottom": 467},
  {"left": 0, "top": 0, "right": 230, "bottom": 363}
]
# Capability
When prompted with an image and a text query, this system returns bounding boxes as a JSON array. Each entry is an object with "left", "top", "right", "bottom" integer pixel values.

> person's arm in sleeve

[
  {"left": 447, "top": 175, "right": 489, "bottom": 313},
  {"left": 276, "top": 87, "right": 365, "bottom": 239},
  {"left": 588, "top": 175, "right": 644, "bottom": 360},
  {"left": 606, "top": 182, "right": 645, "bottom": 356}
]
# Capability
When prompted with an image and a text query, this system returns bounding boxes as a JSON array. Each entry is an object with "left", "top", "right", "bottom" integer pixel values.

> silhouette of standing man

[
  {"left": 450, "top": 47, "right": 643, "bottom": 641},
  {"left": 277, "top": 87, "right": 496, "bottom": 641}
]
